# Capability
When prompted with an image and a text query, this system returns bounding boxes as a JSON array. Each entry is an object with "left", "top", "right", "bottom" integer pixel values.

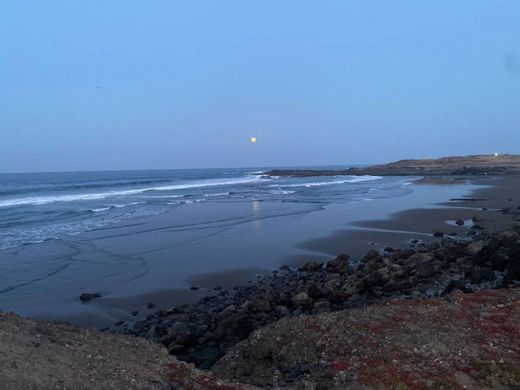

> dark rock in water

[
  {"left": 472, "top": 213, "right": 484, "bottom": 222},
  {"left": 442, "top": 280, "right": 473, "bottom": 296},
  {"left": 114, "top": 320, "right": 124, "bottom": 326},
  {"left": 131, "top": 311, "right": 139, "bottom": 317},
  {"left": 279, "top": 265, "right": 291, "bottom": 271},
  {"left": 364, "top": 249, "right": 381, "bottom": 261},
  {"left": 433, "top": 231, "right": 444, "bottom": 237},
  {"left": 384, "top": 246, "right": 395, "bottom": 253},
  {"left": 146, "top": 302, "right": 155, "bottom": 309},
  {"left": 298, "top": 261, "right": 323, "bottom": 272},
  {"left": 190, "top": 286, "right": 200, "bottom": 290},
  {"left": 79, "top": 293, "right": 101, "bottom": 303},
  {"left": 455, "top": 219, "right": 465, "bottom": 226}
]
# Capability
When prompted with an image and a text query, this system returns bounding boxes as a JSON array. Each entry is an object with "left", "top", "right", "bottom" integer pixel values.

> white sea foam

[
  {"left": 91, "top": 202, "right": 144, "bottom": 213},
  {"left": 0, "top": 176, "right": 261, "bottom": 208},
  {"left": 270, "top": 189, "right": 296, "bottom": 195},
  {"left": 92, "top": 207, "right": 111, "bottom": 213},
  {"left": 270, "top": 175, "right": 382, "bottom": 188},
  {"left": 203, "top": 192, "right": 230, "bottom": 197}
]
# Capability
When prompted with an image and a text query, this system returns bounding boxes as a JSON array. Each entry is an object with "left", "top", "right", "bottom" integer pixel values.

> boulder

[
  {"left": 472, "top": 213, "right": 484, "bottom": 222},
  {"left": 455, "top": 219, "right": 465, "bottom": 226},
  {"left": 163, "top": 322, "right": 193, "bottom": 345},
  {"left": 467, "top": 240, "right": 485, "bottom": 255},
  {"left": 79, "top": 293, "right": 101, "bottom": 303},
  {"left": 326, "top": 254, "right": 350, "bottom": 273},
  {"left": 441, "top": 280, "right": 473, "bottom": 296},
  {"left": 247, "top": 299, "right": 272, "bottom": 313},
  {"left": 291, "top": 292, "right": 312, "bottom": 308},
  {"left": 313, "top": 301, "right": 331, "bottom": 313},
  {"left": 298, "top": 261, "right": 323, "bottom": 272},
  {"left": 503, "top": 263, "right": 520, "bottom": 287},
  {"left": 306, "top": 284, "right": 325, "bottom": 299},
  {"left": 416, "top": 262, "right": 435, "bottom": 278}
]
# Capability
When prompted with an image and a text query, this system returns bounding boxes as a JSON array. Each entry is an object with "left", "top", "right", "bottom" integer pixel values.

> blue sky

[{"left": 1, "top": 1, "right": 519, "bottom": 172}]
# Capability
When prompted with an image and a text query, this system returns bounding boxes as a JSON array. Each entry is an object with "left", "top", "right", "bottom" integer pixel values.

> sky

[{"left": 1, "top": 1, "right": 519, "bottom": 172}]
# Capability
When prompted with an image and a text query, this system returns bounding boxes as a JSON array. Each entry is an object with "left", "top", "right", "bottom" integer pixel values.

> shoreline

[
  {"left": 120, "top": 175, "right": 520, "bottom": 370},
  {"left": 77, "top": 176, "right": 484, "bottom": 328},
  {"left": 2, "top": 174, "right": 517, "bottom": 332},
  {"left": 1, "top": 174, "right": 520, "bottom": 388},
  {"left": 300, "top": 175, "right": 519, "bottom": 260}
]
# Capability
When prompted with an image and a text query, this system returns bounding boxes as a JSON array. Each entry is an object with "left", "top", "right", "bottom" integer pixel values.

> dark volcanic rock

[
  {"left": 124, "top": 224, "right": 520, "bottom": 370},
  {"left": 79, "top": 293, "right": 101, "bottom": 303},
  {"left": 326, "top": 254, "right": 350, "bottom": 273},
  {"left": 298, "top": 261, "right": 323, "bottom": 272}
]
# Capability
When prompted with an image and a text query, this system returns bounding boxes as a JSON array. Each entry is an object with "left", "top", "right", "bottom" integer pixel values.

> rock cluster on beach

[{"left": 128, "top": 224, "right": 520, "bottom": 370}]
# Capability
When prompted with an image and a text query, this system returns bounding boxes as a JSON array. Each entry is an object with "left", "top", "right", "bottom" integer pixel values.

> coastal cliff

[{"left": 266, "top": 154, "right": 520, "bottom": 177}]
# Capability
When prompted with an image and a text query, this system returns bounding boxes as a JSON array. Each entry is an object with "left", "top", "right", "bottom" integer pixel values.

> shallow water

[{"left": 0, "top": 168, "right": 477, "bottom": 325}]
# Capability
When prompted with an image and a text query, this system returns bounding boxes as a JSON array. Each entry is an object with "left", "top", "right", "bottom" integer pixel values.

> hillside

[{"left": 267, "top": 154, "right": 520, "bottom": 177}]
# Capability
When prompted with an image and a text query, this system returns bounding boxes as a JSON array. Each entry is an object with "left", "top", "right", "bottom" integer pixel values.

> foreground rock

[
  {"left": 266, "top": 154, "right": 520, "bottom": 177},
  {"left": 0, "top": 312, "right": 253, "bottom": 390},
  {"left": 213, "top": 288, "right": 520, "bottom": 388},
  {"left": 128, "top": 225, "right": 520, "bottom": 369}
]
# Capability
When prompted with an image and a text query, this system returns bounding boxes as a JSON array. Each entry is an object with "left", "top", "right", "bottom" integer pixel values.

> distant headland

[{"left": 266, "top": 154, "right": 520, "bottom": 177}]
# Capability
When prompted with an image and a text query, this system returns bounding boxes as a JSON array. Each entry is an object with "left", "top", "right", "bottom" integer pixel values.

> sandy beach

[{"left": 76, "top": 176, "right": 520, "bottom": 329}]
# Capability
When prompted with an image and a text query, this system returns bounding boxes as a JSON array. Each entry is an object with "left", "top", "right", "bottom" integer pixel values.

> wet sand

[
  {"left": 94, "top": 178, "right": 502, "bottom": 326},
  {"left": 301, "top": 175, "right": 520, "bottom": 261},
  {"left": 4, "top": 176, "right": 517, "bottom": 329}
]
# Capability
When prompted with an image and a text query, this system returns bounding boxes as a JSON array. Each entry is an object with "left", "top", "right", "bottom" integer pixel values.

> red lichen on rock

[{"left": 213, "top": 288, "right": 520, "bottom": 389}]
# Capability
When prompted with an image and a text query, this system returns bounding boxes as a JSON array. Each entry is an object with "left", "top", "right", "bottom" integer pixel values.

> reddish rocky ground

[
  {"left": 0, "top": 311, "right": 253, "bottom": 390},
  {"left": 213, "top": 288, "right": 520, "bottom": 389},
  {"left": 3, "top": 289, "right": 520, "bottom": 389}
]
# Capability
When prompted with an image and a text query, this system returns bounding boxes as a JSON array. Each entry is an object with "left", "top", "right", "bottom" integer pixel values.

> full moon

[{"left": 250, "top": 137, "right": 257, "bottom": 143}]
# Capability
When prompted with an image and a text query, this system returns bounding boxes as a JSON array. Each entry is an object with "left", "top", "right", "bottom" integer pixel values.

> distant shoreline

[{"left": 266, "top": 154, "right": 520, "bottom": 177}]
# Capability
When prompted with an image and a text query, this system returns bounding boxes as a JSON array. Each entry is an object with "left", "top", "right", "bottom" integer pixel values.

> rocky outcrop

[
  {"left": 128, "top": 225, "right": 520, "bottom": 370},
  {"left": 0, "top": 311, "right": 253, "bottom": 390},
  {"left": 213, "top": 288, "right": 520, "bottom": 388}
]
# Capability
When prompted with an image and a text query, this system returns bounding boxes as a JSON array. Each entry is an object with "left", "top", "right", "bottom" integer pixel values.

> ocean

[
  {"left": 2, "top": 167, "right": 472, "bottom": 326},
  {"left": 0, "top": 168, "right": 412, "bottom": 250}
]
